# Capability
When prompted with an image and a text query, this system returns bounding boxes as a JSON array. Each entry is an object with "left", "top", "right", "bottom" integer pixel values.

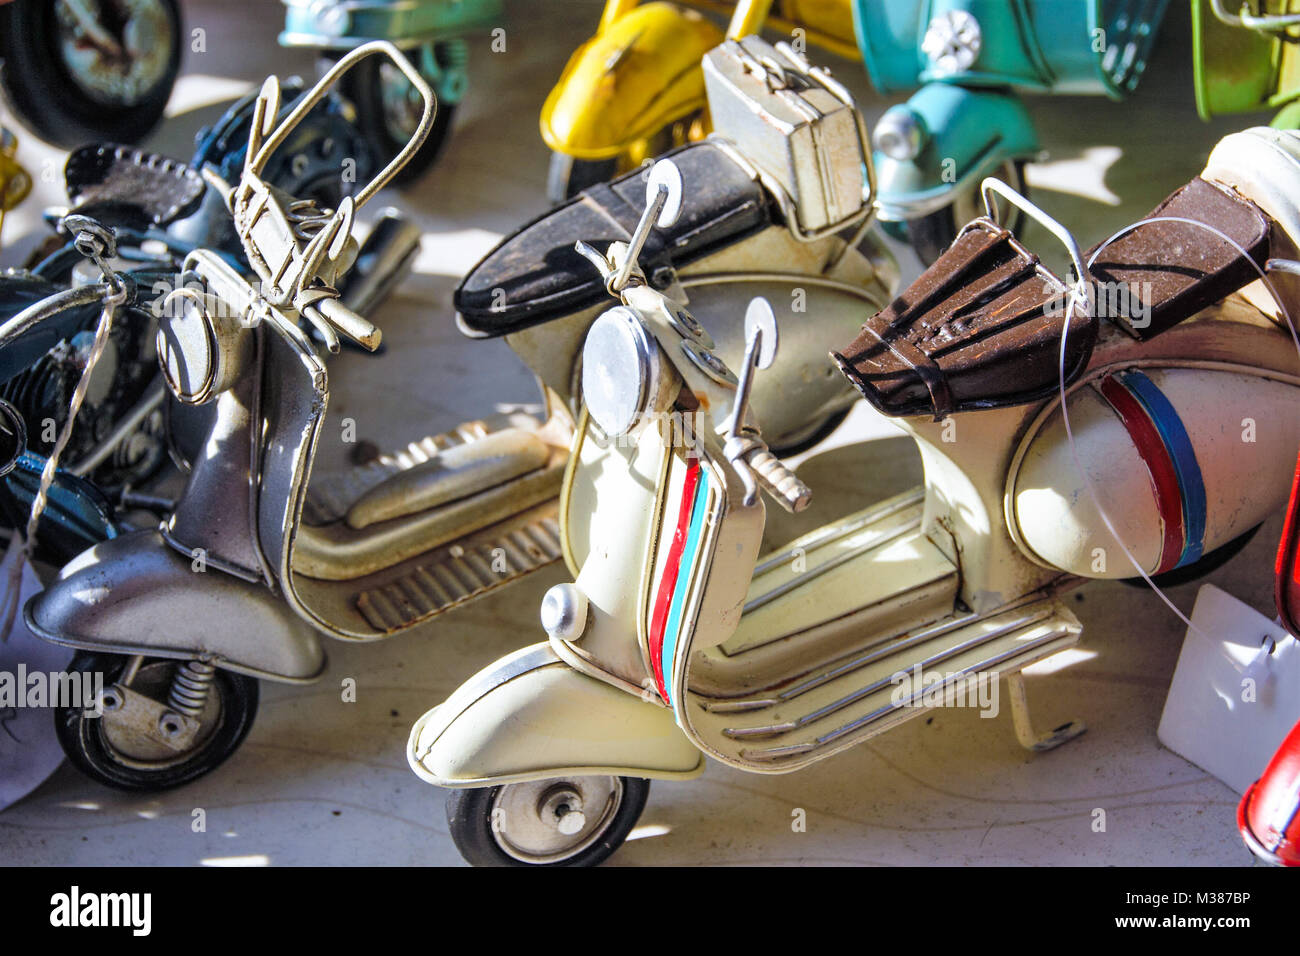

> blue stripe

[
  {"left": 1117, "top": 370, "right": 1207, "bottom": 566},
  {"left": 659, "top": 469, "right": 709, "bottom": 710}
]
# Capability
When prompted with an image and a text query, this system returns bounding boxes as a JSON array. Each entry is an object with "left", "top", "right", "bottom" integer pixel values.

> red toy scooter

[{"left": 1238, "top": 454, "right": 1300, "bottom": 866}]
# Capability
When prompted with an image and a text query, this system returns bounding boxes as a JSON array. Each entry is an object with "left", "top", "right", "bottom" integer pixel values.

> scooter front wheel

[
  {"left": 54, "top": 652, "right": 258, "bottom": 792},
  {"left": 446, "top": 776, "right": 649, "bottom": 866}
]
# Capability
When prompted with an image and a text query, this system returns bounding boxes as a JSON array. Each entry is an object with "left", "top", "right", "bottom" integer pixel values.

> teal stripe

[{"left": 660, "top": 468, "right": 709, "bottom": 710}]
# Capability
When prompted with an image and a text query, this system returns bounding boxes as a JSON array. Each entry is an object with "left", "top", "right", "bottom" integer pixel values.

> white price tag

[{"left": 1158, "top": 584, "right": 1300, "bottom": 794}]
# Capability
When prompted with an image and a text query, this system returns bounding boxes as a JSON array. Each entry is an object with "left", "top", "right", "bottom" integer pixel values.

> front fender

[
  {"left": 408, "top": 643, "right": 704, "bottom": 787},
  {"left": 24, "top": 529, "right": 326, "bottom": 683},
  {"left": 873, "top": 83, "right": 1039, "bottom": 221},
  {"left": 540, "top": 2, "right": 723, "bottom": 160}
]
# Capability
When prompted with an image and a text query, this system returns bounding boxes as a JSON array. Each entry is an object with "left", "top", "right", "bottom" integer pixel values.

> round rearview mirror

[
  {"left": 646, "top": 160, "right": 683, "bottom": 229},
  {"left": 0, "top": 398, "right": 27, "bottom": 477},
  {"left": 745, "top": 297, "right": 779, "bottom": 370}
]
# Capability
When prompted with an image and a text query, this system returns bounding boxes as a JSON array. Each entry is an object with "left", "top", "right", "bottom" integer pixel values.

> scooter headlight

[
  {"left": 581, "top": 306, "right": 679, "bottom": 438},
  {"left": 872, "top": 106, "right": 927, "bottom": 162}
]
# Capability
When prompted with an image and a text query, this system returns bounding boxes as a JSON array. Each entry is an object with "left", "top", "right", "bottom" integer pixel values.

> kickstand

[{"left": 1006, "top": 671, "right": 1086, "bottom": 753}]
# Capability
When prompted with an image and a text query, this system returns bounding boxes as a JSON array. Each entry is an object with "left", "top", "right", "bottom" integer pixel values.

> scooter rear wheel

[
  {"left": 54, "top": 652, "right": 258, "bottom": 792},
  {"left": 446, "top": 775, "right": 649, "bottom": 866}
]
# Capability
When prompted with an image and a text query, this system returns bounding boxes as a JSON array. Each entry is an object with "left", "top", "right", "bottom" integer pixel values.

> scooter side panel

[
  {"left": 23, "top": 530, "right": 326, "bottom": 683},
  {"left": 407, "top": 643, "right": 703, "bottom": 787},
  {"left": 1010, "top": 363, "right": 1300, "bottom": 578}
]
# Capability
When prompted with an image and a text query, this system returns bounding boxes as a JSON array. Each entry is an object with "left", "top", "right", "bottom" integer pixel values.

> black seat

[
  {"left": 455, "top": 141, "right": 772, "bottom": 338},
  {"left": 64, "top": 144, "right": 206, "bottom": 232}
]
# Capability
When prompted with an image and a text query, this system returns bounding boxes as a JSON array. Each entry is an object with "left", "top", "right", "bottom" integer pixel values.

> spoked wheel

[
  {"left": 54, "top": 652, "right": 258, "bottom": 791},
  {"left": 546, "top": 152, "right": 618, "bottom": 204},
  {"left": 0, "top": 0, "right": 182, "bottom": 148},
  {"left": 334, "top": 40, "right": 460, "bottom": 185},
  {"left": 446, "top": 776, "right": 649, "bottom": 867},
  {"left": 905, "top": 160, "right": 1027, "bottom": 266}
]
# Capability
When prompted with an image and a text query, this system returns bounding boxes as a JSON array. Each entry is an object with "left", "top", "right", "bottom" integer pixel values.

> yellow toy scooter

[
  {"left": 541, "top": 0, "right": 856, "bottom": 201},
  {"left": 0, "top": 125, "right": 31, "bottom": 249}
]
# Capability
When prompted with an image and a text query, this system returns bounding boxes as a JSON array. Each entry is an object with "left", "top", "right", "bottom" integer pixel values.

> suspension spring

[{"left": 167, "top": 660, "right": 217, "bottom": 718}]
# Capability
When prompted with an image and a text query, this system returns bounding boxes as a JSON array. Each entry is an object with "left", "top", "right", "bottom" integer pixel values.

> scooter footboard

[
  {"left": 407, "top": 643, "right": 704, "bottom": 788},
  {"left": 681, "top": 597, "right": 1082, "bottom": 773}
]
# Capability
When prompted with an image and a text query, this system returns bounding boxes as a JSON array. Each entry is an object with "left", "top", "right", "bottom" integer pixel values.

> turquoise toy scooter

[
  {"left": 279, "top": 0, "right": 504, "bottom": 180},
  {"left": 857, "top": 0, "right": 1170, "bottom": 261}
]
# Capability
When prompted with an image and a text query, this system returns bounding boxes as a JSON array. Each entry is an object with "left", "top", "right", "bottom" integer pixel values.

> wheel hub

[{"left": 489, "top": 776, "right": 623, "bottom": 864}]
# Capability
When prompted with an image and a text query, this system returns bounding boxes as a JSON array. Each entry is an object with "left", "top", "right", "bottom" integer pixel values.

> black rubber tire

[
  {"left": 0, "top": 0, "right": 182, "bottom": 148},
  {"left": 54, "top": 652, "right": 259, "bottom": 792},
  {"left": 768, "top": 407, "right": 851, "bottom": 459},
  {"left": 905, "top": 160, "right": 1027, "bottom": 266},
  {"left": 336, "top": 48, "right": 456, "bottom": 186},
  {"left": 1119, "top": 523, "right": 1263, "bottom": 590},
  {"left": 446, "top": 776, "right": 650, "bottom": 867},
  {"left": 547, "top": 152, "right": 618, "bottom": 205}
]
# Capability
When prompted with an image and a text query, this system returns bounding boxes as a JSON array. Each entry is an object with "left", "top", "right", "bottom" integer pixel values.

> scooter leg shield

[
  {"left": 24, "top": 529, "right": 326, "bottom": 683},
  {"left": 540, "top": 3, "right": 722, "bottom": 160},
  {"left": 408, "top": 643, "right": 704, "bottom": 788}
]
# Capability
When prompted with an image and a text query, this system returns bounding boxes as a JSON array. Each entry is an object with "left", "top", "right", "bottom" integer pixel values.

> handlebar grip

[
  {"left": 313, "top": 296, "right": 382, "bottom": 351},
  {"left": 745, "top": 446, "right": 812, "bottom": 513}
]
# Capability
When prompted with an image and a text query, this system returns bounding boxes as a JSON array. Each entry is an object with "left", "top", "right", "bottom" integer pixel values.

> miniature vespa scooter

[
  {"left": 19, "top": 41, "right": 448, "bottom": 791},
  {"left": 543, "top": 0, "right": 864, "bottom": 201},
  {"left": 409, "top": 124, "right": 1300, "bottom": 866},
  {"left": 0, "top": 125, "right": 30, "bottom": 249},
  {"left": 859, "top": 0, "right": 1169, "bottom": 261},
  {"left": 1193, "top": 0, "right": 1300, "bottom": 128},
  {"left": 24, "top": 34, "right": 896, "bottom": 794},
  {"left": 279, "top": 0, "right": 503, "bottom": 181}
]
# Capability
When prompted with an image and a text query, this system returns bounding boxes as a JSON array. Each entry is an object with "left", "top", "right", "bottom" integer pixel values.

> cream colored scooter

[{"left": 409, "top": 129, "right": 1300, "bottom": 866}]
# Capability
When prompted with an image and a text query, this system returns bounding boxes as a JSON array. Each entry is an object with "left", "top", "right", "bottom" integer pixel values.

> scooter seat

[
  {"left": 63, "top": 144, "right": 206, "bottom": 231},
  {"left": 833, "top": 219, "right": 1097, "bottom": 419},
  {"left": 1083, "top": 175, "right": 1272, "bottom": 340},
  {"left": 454, "top": 141, "right": 771, "bottom": 338}
]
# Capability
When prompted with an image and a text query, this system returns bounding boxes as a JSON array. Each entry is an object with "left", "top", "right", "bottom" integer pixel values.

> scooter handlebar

[
  {"left": 746, "top": 444, "right": 811, "bottom": 513},
  {"left": 726, "top": 433, "right": 811, "bottom": 514}
]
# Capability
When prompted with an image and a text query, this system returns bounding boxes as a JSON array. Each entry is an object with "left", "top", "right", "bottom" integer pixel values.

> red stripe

[
  {"left": 1098, "top": 375, "right": 1185, "bottom": 574},
  {"left": 648, "top": 460, "right": 701, "bottom": 702}
]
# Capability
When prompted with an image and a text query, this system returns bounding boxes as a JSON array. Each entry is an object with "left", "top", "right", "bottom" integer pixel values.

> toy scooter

[
  {"left": 859, "top": 0, "right": 1169, "bottom": 261},
  {"left": 1193, "top": 0, "right": 1300, "bottom": 128},
  {"left": 1238, "top": 450, "right": 1300, "bottom": 866},
  {"left": 409, "top": 126, "right": 1300, "bottom": 866},
  {"left": 543, "top": 0, "right": 854, "bottom": 202},
  {"left": 0, "top": 0, "right": 183, "bottom": 148},
  {"left": 0, "top": 125, "right": 30, "bottom": 248},
  {"left": 279, "top": 0, "right": 504, "bottom": 181},
  {"left": 18, "top": 41, "right": 443, "bottom": 791}
]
